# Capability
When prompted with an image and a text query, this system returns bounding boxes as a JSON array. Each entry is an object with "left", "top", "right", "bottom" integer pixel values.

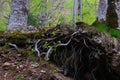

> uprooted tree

[{"left": 1, "top": 24, "right": 120, "bottom": 80}]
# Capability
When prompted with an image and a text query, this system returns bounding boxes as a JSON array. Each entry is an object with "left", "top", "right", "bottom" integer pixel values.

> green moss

[
  {"left": 34, "top": 32, "right": 41, "bottom": 39},
  {"left": 8, "top": 33, "right": 27, "bottom": 39},
  {"left": 6, "top": 33, "right": 28, "bottom": 46}
]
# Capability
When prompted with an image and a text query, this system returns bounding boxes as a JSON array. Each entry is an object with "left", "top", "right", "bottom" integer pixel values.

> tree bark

[
  {"left": 98, "top": 0, "right": 120, "bottom": 29},
  {"left": 40, "top": 0, "right": 47, "bottom": 26},
  {"left": 114, "top": 1, "right": 120, "bottom": 29},
  {"left": 8, "top": 0, "right": 29, "bottom": 30},
  {"left": 78, "top": 0, "right": 83, "bottom": 21},
  {"left": 106, "top": 0, "right": 118, "bottom": 28},
  {"left": 98, "top": 0, "right": 108, "bottom": 22},
  {"left": 73, "top": 0, "right": 78, "bottom": 24}
]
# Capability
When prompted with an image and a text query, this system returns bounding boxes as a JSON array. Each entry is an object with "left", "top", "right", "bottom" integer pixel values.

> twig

[
  {"left": 8, "top": 43, "right": 19, "bottom": 52},
  {"left": 45, "top": 48, "right": 52, "bottom": 60},
  {"left": 35, "top": 39, "right": 41, "bottom": 57}
]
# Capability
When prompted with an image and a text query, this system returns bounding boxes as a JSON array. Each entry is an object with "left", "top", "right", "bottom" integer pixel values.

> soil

[{"left": 0, "top": 50, "right": 72, "bottom": 80}]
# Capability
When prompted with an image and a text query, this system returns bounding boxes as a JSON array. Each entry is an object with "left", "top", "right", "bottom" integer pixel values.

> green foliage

[
  {"left": 94, "top": 23, "right": 120, "bottom": 38},
  {"left": 17, "top": 75, "right": 23, "bottom": 80},
  {"left": 0, "top": 24, "right": 7, "bottom": 31},
  {"left": 29, "top": 49, "right": 36, "bottom": 61},
  {"left": 82, "top": 0, "right": 98, "bottom": 24},
  {"left": 108, "top": 29, "right": 120, "bottom": 38},
  {"left": 0, "top": 0, "right": 11, "bottom": 30},
  {"left": 28, "top": 13, "right": 40, "bottom": 27},
  {"left": 94, "top": 23, "right": 107, "bottom": 32}
]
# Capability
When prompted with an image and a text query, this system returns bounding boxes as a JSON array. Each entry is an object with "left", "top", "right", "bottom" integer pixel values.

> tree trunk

[
  {"left": 78, "top": 0, "right": 83, "bottom": 21},
  {"left": 73, "top": 0, "right": 83, "bottom": 24},
  {"left": 8, "top": 0, "right": 29, "bottom": 30},
  {"left": 98, "top": 0, "right": 108, "bottom": 22},
  {"left": 40, "top": 0, "right": 47, "bottom": 27},
  {"left": 98, "top": 0, "right": 120, "bottom": 29},
  {"left": 115, "top": 1, "right": 120, "bottom": 29},
  {"left": 73, "top": 0, "right": 78, "bottom": 24}
]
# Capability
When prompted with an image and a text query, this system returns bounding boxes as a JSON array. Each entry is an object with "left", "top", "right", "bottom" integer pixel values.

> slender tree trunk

[
  {"left": 73, "top": 0, "right": 78, "bottom": 24},
  {"left": 98, "top": 0, "right": 108, "bottom": 22},
  {"left": 8, "top": 0, "right": 29, "bottom": 30},
  {"left": 40, "top": 0, "right": 47, "bottom": 26},
  {"left": 78, "top": 0, "right": 83, "bottom": 21}
]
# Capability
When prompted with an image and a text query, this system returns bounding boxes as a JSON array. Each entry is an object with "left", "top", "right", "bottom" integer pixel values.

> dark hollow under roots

[{"left": 50, "top": 36, "right": 120, "bottom": 80}]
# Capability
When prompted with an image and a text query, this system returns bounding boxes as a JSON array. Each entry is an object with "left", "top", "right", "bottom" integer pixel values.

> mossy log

[{"left": 0, "top": 24, "right": 120, "bottom": 80}]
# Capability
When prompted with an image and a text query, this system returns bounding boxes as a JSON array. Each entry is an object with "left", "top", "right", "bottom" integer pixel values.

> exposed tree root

[{"left": 0, "top": 24, "right": 120, "bottom": 80}]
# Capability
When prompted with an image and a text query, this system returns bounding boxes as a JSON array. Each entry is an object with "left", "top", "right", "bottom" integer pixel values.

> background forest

[{"left": 0, "top": 0, "right": 98, "bottom": 30}]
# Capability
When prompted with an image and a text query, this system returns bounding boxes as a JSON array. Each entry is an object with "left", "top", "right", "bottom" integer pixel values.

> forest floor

[{"left": 0, "top": 49, "right": 72, "bottom": 80}]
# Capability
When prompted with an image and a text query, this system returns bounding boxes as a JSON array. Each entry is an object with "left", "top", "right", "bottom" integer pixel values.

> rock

[
  {"left": 3, "top": 62, "right": 11, "bottom": 70},
  {"left": 40, "top": 70, "right": 46, "bottom": 73},
  {"left": 3, "top": 62, "right": 11, "bottom": 66},
  {"left": 30, "top": 63, "right": 39, "bottom": 68}
]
